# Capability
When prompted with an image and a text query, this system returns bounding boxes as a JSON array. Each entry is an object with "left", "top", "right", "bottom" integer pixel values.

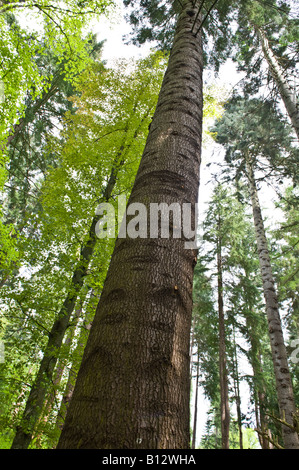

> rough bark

[
  {"left": 255, "top": 26, "right": 299, "bottom": 140},
  {"left": 217, "top": 231, "right": 230, "bottom": 449},
  {"left": 57, "top": 1, "right": 203, "bottom": 450},
  {"left": 246, "top": 160, "right": 299, "bottom": 449}
]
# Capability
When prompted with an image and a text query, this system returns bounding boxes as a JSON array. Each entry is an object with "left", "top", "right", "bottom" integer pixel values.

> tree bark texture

[
  {"left": 255, "top": 26, "right": 299, "bottom": 140},
  {"left": 57, "top": 2, "right": 203, "bottom": 450},
  {"left": 246, "top": 160, "right": 299, "bottom": 449}
]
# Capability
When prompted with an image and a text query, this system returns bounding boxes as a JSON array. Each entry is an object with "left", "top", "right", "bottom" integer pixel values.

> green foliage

[
  {"left": 200, "top": 416, "right": 260, "bottom": 449},
  {"left": 0, "top": 5, "right": 110, "bottom": 152},
  {"left": 273, "top": 186, "right": 299, "bottom": 328},
  {"left": 0, "top": 14, "right": 44, "bottom": 149},
  {"left": 229, "top": 0, "right": 298, "bottom": 108},
  {"left": 192, "top": 259, "right": 219, "bottom": 401},
  {"left": 272, "top": 186, "right": 299, "bottom": 406}
]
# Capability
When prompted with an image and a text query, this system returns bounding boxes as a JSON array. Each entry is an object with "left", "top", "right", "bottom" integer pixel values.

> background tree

[
  {"left": 272, "top": 186, "right": 299, "bottom": 417},
  {"left": 1, "top": 53, "right": 165, "bottom": 449},
  {"left": 57, "top": 1, "right": 205, "bottom": 449},
  {"left": 193, "top": 181, "right": 275, "bottom": 449},
  {"left": 191, "top": 257, "right": 219, "bottom": 448}
]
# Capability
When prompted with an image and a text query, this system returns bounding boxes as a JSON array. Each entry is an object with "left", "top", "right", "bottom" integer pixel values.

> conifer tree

[{"left": 213, "top": 96, "right": 299, "bottom": 449}]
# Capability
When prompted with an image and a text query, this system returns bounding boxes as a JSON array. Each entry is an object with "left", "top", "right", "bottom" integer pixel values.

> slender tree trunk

[
  {"left": 217, "top": 231, "right": 230, "bottom": 449},
  {"left": 246, "top": 159, "right": 299, "bottom": 449},
  {"left": 56, "top": 365, "right": 77, "bottom": 433},
  {"left": 191, "top": 352, "right": 200, "bottom": 449},
  {"left": 255, "top": 25, "right": 299, "bottom": 139},
  {"left": 57, "top": 1, "right": 203, "bottom": 449},
  {"left": 190, "top": 315, "right": 196, "bottom": 374}
]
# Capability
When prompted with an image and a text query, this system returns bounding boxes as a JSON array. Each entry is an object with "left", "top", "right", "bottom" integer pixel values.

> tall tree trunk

[
  {"left": 254, "top": 25, "right": 299, "bottom": 139},
  {"left": 57, "top": 1, "right": 203, "bottom": 449},
  {"left": 217, "top": 230, "right": 230, "bottom": 449},
  {"left": 246, "top": 159, "right": 299, "bottom": 449}
]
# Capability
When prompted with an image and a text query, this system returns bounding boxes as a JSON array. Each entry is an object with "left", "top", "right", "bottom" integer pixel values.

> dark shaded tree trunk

[
  {"left": 57, "top": 1, "right": 203, "bottom": 449},
  {"left": 246, "top": 159, "right": 299, "bottom": 449},
  {"left": 217, "top": 230, "right": 230, "bottom": 449},
  {"left": 32, "top": 303, "right": 85, "bottom": 446}
]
